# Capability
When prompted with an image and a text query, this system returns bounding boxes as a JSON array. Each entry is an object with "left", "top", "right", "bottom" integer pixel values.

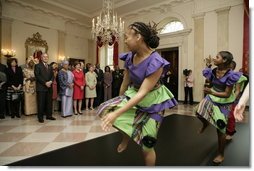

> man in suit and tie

[
  {"left": 94, "top": 63, "right": 104, "bottom": 107},
  {"left": 34, "top": 53, "right": 56, "bottom": 123}
]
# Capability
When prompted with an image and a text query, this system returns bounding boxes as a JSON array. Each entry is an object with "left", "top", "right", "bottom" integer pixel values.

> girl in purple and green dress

[
  {"left": 97, "top": 22, "right": 178, "bottom": 166},
  {"left": 195, "top": 51, "right": 241, "bottom": 164}
]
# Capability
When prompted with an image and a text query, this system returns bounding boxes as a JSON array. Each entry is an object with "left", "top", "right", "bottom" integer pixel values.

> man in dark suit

[
  {"left": 112, "top": 65, "right": 123, "bottom": 98},
  {"left": 34, "top": 53, "right": 56, "bottom": 123},
  {"left": 0, "top": 62, "right": 7, "bottom": 119},
  {"left": 94, "top": 63, "right": 104, "bottom": 107}
]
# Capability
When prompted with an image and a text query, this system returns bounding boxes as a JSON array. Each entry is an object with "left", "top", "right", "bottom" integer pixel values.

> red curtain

[
  {"left": 96, "top": 37, "right": 103, "bottom": 64},
  {"left": 96, "top": 36, "right": 119, "bottom": 66},
  {"left": 96, "top": 37, "right": 118, "bottom": 66},
  {"left": 113, "top": 41, "right": 119, "bottom": 66},
  {"left": 242, "top": 0, "right": 249, "bottom": 74}
]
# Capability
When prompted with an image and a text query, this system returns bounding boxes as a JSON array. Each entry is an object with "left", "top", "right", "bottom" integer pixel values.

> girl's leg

[
  {"left": 197, "top": 116, "right": 209, "bottom": 134},
  {"left": 73, "top": 100, "right": 77, "bottom": 114},
  {"left": 142, "top": 149, "right": 156, "bottom": 166},
  {"left": 213, "top": 129, "right": 226, "bottom": 163},
  {"left": 117, "top": 133, "right": 130, "bottom": 153}
]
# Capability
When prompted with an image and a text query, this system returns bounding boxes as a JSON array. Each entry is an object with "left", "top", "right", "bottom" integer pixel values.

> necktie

[{"left": 45, "top": 64, "right": 48, "bottom": 70}]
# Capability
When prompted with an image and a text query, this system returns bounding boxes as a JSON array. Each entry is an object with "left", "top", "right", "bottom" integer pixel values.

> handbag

[{"left": 12, "top": 93, "right": 20, "bottom": 101}]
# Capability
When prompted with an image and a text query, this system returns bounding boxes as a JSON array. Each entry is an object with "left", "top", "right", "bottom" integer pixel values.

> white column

[
  {"left": 1, "top": 17, "right": 13, "bottom": 63},
  {"left": 216, "top": 6, "right": 231, "bottom": 51},
  {"left": 58, "top": 30, "right": 66, "bottom": 62},
  {"left": 193, "top": 13, "right": 205, "bottom": 101}
]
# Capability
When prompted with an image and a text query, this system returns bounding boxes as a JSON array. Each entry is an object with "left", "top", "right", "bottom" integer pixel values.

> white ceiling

[{"left": 5, "top": 0, "right": 190, "bottom": 27}]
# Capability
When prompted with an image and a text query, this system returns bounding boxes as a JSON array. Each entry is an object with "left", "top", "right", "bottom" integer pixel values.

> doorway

[{"left": 159, "top": 47, "right": 179, "bottom": 100}]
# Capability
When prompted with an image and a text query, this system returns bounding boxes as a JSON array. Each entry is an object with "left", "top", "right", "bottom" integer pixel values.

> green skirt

[{"left": 97, "top": 85, "right": 178, "bottom": 151}]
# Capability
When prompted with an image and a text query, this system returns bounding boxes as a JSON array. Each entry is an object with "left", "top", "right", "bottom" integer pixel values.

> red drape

[
  {"left": 96, "top": 37, "right": 103, "bottom": 64},
  {"left": 96, "top": 36, "right": 118, "bottom": 65},
  {"left": 242, "top": 0, "right": 249, "bottom": 74},
  {"left": 113, "top": 41, "right": 119, "bottom": 66}
]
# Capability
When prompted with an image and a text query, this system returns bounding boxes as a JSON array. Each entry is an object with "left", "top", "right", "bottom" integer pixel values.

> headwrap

[
  {"left": 27, "top": 56, "right": 35, "bottom": 64},
  {"left": 62, "top": 60, "right": 69, "bottom": 65}
]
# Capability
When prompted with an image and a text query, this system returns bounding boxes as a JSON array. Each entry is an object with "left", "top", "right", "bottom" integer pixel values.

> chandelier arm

[{"left": 91, "top": 0, "right": 124, "bottom": 45}]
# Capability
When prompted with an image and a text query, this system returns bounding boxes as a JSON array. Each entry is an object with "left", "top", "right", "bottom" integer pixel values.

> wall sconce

[
  {"left": 1, "top": 49, "right": 16, "bottom": 58},
  {"left": 58, "top": 55, "right": 69, "bottom": 62}
]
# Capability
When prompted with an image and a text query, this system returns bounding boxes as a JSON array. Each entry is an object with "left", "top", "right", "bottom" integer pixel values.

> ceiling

[{"left": 5, "top": 0, "right": 190, "bottom": 28}]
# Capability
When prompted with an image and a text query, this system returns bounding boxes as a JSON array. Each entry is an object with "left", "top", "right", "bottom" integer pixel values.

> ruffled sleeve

[
  {"left": 119, "top": 52, "right": 132, "bottom": 69},
  {"left": 226, "top": 71, "right": 242, "bottom": 86},
  {"left": 202, "top": 68, "right": 213, "bottom": 80},
  {"left": 145, "top": 53, "right": 170, "bottom": 77}
]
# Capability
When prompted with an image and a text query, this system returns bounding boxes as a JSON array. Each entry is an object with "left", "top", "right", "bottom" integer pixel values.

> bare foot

[
  {"left": 117, "top": 141, "right": 128, "bottom": 153},
  {"left": 198, "top": 122, "right": 208, "bottom": 134},
  {"left": 225, "top": 134, "right": 233, "bottom": 140},
  {"left": 213, "top": 154, "right": 224, "bottom": 164}
]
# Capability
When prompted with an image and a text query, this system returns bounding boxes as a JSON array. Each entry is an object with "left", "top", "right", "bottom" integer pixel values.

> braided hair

[
  {"left": 129, "top": 21, "right": 160, "bottom": 49},
  {"left": 219, "top": 51, "right": 234, "bottom": 67}
]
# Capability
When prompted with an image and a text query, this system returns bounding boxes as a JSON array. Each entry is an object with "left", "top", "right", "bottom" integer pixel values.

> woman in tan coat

[{"left": 85, "top": 65, "right": 97, "bottom": 110}]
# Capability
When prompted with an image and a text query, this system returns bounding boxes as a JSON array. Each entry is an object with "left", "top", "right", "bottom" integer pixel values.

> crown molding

[
  {"left": 123, "top": 0, "right": 192, "bottom": 19},
  {"left": 192, "top": 12, "right": 205, "bottom": 19},
  {"left": 40, "top": 0, "right": 91, "bottom": 18},
  {"left": 5, "top": 0, "right": 90, "bottom": 28},
  {"left": 215, "top": 6, "right": 231, "bottom": 13}
]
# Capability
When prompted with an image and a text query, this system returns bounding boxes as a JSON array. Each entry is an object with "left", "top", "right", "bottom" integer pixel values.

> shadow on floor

[{"left": 8, "top": 114, "right": 250, "bottom": 166}]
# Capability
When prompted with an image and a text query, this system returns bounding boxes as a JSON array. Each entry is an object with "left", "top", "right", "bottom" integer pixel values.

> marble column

[
  {"left": 216, "top": 7, "right": 231, "bottom": 51},
  {"left": 193, "top": 13, "right": 205, "bottom": 101}
]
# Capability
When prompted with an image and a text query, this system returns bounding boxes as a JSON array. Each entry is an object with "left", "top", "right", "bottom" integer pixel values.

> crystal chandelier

[{"left": 91, "top": 0, "right": 124, "bottom": 45}]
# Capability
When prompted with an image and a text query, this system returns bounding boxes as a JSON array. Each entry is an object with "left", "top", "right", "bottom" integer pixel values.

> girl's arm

[
  {"left": 102, "top": 67, "right": 163, "bottom": 131},
  {"left": 234, "top": 83, "right": 241, "bottom": 99},
  {"left": 119, "top": 69, "right": 130, "bottom": 96},
  {"left": 234, "top": 83, "right": 249, "bottom": 121},
  {"left": 204, "top": 85, "right": 233, "bottom": 98}
]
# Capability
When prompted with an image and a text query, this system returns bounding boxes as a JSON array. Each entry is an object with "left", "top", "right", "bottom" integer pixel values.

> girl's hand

[
  {"left": 101, "top": 112, "right": 118, "bottom": 132},
  {"left": 234, "top": 103, "right": 245, "bottom": 122},
  {"left": 204, "top": 87, "right": 212, "bottom": 94}
]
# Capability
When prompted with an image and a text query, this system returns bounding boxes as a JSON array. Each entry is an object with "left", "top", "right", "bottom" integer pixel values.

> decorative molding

[
  {"left": 0, "top": 16, "right": 14, "bottom": 23},
  {"left": 159, "top": 28, "right": 192, "bottom": 38},
  {"left": 215, "top": 6, "right": 231, "bottom": 13},
  {"left": 123, "top": 0, "right": 192, "bottom": 19},
  {"left": 40, "top": 0, "right": 91, "bottom": 18},
  {"left": 192, "top": 12, "right": 205, "bottom": 19},
  {"left": 5, "top": 0, "right": 90, "bottom": 28}
]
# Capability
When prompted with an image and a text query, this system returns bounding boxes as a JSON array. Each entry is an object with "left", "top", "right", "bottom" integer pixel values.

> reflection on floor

[{"left": 0, "top": 103, "right": 249, "bottom": 165}]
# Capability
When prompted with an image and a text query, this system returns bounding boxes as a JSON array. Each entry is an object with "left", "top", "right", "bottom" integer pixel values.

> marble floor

[{"left": 0, "top": 103, "right": 249, "bottom": 166}]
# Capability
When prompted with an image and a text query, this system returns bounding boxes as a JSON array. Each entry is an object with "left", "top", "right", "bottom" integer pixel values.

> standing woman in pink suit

[{"left": 73, "top": 61, "right": 85, "bottom": 115}]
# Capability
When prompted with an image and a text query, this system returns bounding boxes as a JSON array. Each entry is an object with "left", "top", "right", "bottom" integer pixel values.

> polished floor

[{"left": 0, "top": 103, "right": 249, "bottom": 166}]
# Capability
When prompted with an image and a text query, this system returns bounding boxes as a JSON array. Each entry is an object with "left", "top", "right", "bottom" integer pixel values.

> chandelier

[{"left": 91, "top": 0, "right": 124, "bottom": 45}]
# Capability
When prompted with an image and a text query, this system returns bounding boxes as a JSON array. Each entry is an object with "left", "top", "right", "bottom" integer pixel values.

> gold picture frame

[{"left": 25, "top": 32, "right": 48, "bottom": 60}]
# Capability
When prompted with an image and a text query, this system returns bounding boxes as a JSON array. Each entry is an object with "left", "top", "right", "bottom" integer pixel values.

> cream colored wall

[
  {"left": 11, "top": 20, "right": 58, "bottom": 64},
  {"left": 228, "top": 4, "right": 244, "bottom": 71},
  {"left": 119, "top": 0, "right": 244, "bottom": 101},
  {"left": 1, "top": 0, "right": 244, "bottom": 102},
  {"left": 87, "top": 39, "right": 96, "bottom": 65},
  {"left": 1, "top": 1, "right": 90, "bottom": 65}
]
